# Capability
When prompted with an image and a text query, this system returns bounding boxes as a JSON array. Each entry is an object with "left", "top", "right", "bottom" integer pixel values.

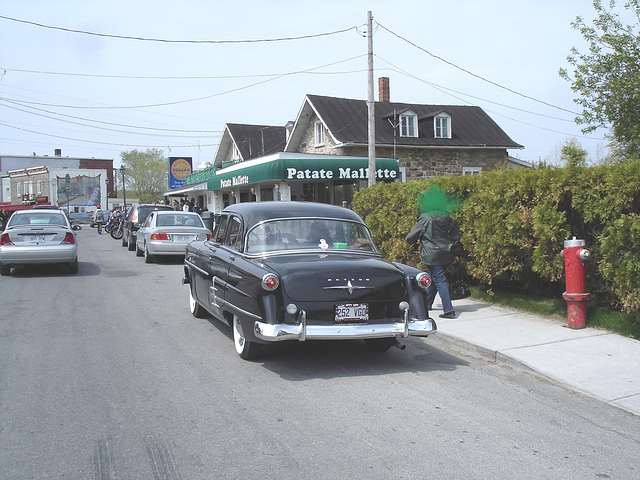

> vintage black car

[{"left": 183, "top": 201, "right": 436, "bottom": 359}]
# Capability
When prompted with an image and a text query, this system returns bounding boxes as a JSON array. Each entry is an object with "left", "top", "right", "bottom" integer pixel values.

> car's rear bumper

[
  {"left": 0, "top": 245, "right": 77, "bottom": 265},
  {"left": 147, "top": 241, "right": 189, "bottom": 256},
  {"left": 254, "top": 311, "right": 436, "bottom": 342}
]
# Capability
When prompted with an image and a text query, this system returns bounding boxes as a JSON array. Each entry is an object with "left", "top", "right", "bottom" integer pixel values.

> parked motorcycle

[
  {"left": 104, "top": 212, "right": 120, "bottom": 234},
  {"left": 108, "top": 212, "right": 123, "bottom": 239}
]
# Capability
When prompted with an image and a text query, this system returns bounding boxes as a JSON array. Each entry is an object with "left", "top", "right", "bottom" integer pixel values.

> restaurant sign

[{"left": 209, "top": 156, "right": 399, "bottom": 191}]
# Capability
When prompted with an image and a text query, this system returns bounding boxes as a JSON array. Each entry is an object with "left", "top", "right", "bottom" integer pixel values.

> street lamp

[
  {"left": 120, "top": 166, "right": 127, "bottom": 218},
  {"left": 105, "top": 177, "right": 110, "bottom": 212},
  {"left": 63, "top": 186, "right": 70, "bottom": 216}
]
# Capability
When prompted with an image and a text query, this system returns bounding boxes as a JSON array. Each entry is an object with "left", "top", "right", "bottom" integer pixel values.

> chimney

[
  {"left": 378, "top": 77, "right": 390, "bottom": 102},
  {"left": 54, "top": 149, "right": 62, "bottom": 157}
]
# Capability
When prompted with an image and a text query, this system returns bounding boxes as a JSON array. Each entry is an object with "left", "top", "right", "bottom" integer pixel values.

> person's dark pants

[
  {"left": 426, "top": 264, "right": 454, "bottom": 314},
  {"left": 97, "top": 221, "right": 103, "bottom": 234}
]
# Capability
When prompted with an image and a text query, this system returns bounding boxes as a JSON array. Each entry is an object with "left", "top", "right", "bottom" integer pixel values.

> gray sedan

[
  {"left": 135, "top": 211, "right": 211, "bottom": 263},
  {"left": 0, "top": 209, "right": 79, "bottom": 275}
]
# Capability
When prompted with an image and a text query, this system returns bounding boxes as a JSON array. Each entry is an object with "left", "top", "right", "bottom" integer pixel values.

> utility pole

[{"left": 367, "top": 11, "right": 376, "bottom": 188}]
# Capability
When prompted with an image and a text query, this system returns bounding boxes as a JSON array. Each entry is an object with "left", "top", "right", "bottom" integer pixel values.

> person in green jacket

[{"left": 405, "top": 187, "right": 460, "bottom": 318}]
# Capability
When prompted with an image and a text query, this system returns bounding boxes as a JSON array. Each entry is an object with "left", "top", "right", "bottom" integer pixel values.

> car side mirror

[{"left": 72, "top": 225, "right": 82, "bottom": 230}]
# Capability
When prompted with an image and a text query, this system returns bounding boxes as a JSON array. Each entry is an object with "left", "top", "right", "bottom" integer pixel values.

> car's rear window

[
  {"left": 9, "top": 213, "right": 68, "bottom": 227},
  {"left": 137, "top": 206, "right": 172, "bottom": 223},
  {"left": 245, "top": 219, "right": 376, "bottom": 254}
]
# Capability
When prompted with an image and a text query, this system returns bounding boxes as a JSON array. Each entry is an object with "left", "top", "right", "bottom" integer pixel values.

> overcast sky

[{"left": 0, "top": 0, "right": 612, "bottom": 167}]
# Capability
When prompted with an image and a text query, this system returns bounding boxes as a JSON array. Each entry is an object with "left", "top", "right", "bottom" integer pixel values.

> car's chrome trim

[
  {"left": 254, "top": 313, "right": 437, "bottom": 342},
  {"left": 220, "top": 298, "right": 262, "bottom": 321},
  {"left": 185, "top": 258, "right": 209, "bottom": 276},
  {"left": 243, "top": 249, "right": 382, "bottom": 260}
]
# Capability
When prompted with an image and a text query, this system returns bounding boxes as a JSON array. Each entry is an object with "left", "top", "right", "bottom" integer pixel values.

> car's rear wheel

[
  {"left": 189, "top": 284, "right": 207, "bottom": 318},
  {"left": 364, "top": 338, "right": 394, "bottom": 352},
  {"left": 233, "top": 315, "right": 262, "bottom": 360},
  {"left": 144, "top": 244, "right": 155, "bottom": 263},
  {"left": 0, "top": 264, "right": 11, "bottom": 276},
  {"left": 127, "top": 234, "right": 135, "bottom": 251},
  {"left": 135, "top": 242, "right": 143, "bottom": 257}
]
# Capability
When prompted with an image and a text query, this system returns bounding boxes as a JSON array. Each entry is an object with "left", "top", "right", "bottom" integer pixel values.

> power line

[
  {"left": 0, "top": 98, "right": 222, "bottom": 134},
  {"left": 0, "top": 15, "right": 357, "bottom": 44},
  {"left": 0, "top": 55, "right": 367, "bottom": 109},
  {"left": 376, "top": 22, "right": 581, "bottom": 116},
  {"left": 0, "top": 65, "right": 369, "bottom": 80},
  {"left": 0, "top": 121, "right": 219, "bottom": 148},
  {"left": 375, "top": 56, "right": 574, "bottom": 122}
]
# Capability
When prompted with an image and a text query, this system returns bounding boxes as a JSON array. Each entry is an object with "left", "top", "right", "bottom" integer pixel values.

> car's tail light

[
  {"left": 151, "top": 233, "right": 170, "bottom": 240},
  {"left": 415, "top": 272, "right": 432, "bottom": 289},
  {"left": 62, "top": 232, "right": 76, "bottom": 245},
  {"left": 205, "top": 234, "right": 211, "bottom": 241},
  {"left": 261, "top": 273, "right": 279, "bottom": 291},
  {"left": 1, "top": 233, "right": 13, "bottom": 246}
]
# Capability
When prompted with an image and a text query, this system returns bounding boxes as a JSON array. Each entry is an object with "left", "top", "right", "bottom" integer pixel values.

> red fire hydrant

[{"left": 562, "top": 237, "right": 591, "bottom": 329}]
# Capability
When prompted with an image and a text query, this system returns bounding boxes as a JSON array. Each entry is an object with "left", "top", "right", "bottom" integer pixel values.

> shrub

[{"left": 353, "top": 160, "right": 640, "bottom": 317}]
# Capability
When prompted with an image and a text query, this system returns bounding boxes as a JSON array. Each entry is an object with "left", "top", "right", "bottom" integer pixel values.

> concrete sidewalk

[{"left": 432, "top": 297, "right": 640, "bottom": 417}]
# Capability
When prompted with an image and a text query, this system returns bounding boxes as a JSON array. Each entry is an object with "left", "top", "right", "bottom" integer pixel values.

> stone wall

[{"left": 294, "top": 114, "right": 510, "bottom": 181}]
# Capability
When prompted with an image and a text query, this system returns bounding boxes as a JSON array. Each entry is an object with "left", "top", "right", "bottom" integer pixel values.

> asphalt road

[{"left": 1, "top": 227, "right": 639, "bottom": 479}]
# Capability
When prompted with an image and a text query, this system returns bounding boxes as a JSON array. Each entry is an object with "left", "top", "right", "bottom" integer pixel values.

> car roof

[
  {"left": 222, "top": 201, "right": 365, "bottom": 227},
  {"left": 156, "top": 210, "right": 197, "bottom": 214},
  {"left": 14, "top": 209, "right": 63, "bottom": 214}
]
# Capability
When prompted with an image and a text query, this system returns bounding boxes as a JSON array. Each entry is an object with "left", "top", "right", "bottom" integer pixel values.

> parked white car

[
  {"left": 135, "top": 211, "right": 211, "bottom": 263},
  {"left": 0, "top": 209, "right": 79, "bottom": 275}
]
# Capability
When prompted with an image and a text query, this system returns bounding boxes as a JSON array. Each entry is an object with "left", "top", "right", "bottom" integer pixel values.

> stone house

[{"left": 285, "top": 90, "right": 523, "bottom": 181}]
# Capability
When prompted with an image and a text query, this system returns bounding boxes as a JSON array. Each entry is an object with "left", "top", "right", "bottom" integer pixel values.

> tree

[
  {"left": 120, "top": 148, "right": 167, "bottom": 203},
  {"left": 561, "top": 138, "right": 588, "bottom": 167},
  {"left": 559, "top": 0, "right": 640, "bottom": 158}
]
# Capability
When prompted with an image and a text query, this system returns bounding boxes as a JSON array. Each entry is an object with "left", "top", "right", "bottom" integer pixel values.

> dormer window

[
  {"left": 435, "top": 113, "right": 451, "bottom": 138},
  {"left": 399, "top": 112, "right": 418, "bottom": 137},
  {"left": 232, "top": 144, "right": 241, "bottom": 162},
  {"left": 314, "top": 120, "right": 325, "bottom": 146}
]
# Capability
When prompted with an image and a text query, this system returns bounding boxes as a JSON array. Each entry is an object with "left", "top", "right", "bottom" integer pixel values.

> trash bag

[{"left": 448, "top": 262, "right": 471, "bottom": 300}]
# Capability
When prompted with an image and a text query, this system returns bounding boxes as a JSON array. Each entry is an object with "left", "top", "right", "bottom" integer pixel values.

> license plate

[
  {"left": 30, "top": 235, "right": 45, "bottom": 243},
  {"left": 335, "top": 303, "right": 369, "bottom": 323},
  {"left": 173, "top": 235, "right": 193, "bottom": 242}
]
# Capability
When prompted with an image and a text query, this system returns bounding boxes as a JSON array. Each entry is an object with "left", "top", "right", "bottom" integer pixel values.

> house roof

[
  {"left": 214, "top": 123, "right": 286, "bottom": 166},
  {"left": 285, "top": 94, "right": 523, "bottom": 151}
]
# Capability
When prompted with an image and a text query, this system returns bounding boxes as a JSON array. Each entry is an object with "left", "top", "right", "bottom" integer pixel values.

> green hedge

[{"left": 352, "top": 161, "right": 640, "bottom": 315}]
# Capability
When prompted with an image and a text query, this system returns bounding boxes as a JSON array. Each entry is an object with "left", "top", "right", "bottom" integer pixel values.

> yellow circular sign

[{"left": 171, "top": 158, "right": 192, "bottom": 181}]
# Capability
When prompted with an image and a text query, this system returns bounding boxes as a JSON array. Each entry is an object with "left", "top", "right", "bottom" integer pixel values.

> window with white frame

[
  {"left": 435, "top": 114, "right": 451, "bottom": 138},
  {"left": 462, "top": 166, "right": 482, "bottom": 176},
  {"left": 314, "top": 120, "right": 325, "bottom": 146},
  {"left": 399, "top": 112, "right": 418, "bottom": 137},
  {"left": 232, "top": 144, "right": 241, "bottom": 162}
]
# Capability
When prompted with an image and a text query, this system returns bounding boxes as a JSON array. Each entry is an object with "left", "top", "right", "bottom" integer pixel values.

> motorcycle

[
  {"left": 104, "top": 212, "right": 119, "bottom": 234},
  {"left": 108, "top": 212, "right": 123, "bottom": 239}
]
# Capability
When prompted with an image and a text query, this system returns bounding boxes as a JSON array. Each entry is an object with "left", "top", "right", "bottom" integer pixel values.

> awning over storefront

[
  {"left": 207, "top": 153, "right": 400, "bottom": 191},
  {"left": 163, "top": 181, "right": 208, "bottom": 197}
]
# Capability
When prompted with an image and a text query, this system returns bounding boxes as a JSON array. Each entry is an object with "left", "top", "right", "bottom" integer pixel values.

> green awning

[{"left": 208, "top": 156, "right": 399, "bottom": 191}]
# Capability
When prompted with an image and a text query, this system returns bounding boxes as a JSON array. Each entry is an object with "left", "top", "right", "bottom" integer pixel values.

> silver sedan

[
  {"left": 135, "top": 211, "right": 211, "bottom": 263},
  {"left": 0, "top": 209, "right": 79, "bottom": 275}
]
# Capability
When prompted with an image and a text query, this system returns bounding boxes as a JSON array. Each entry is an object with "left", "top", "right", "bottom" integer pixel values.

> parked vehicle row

[{"left": 2, "top": 200, "right": 436, "bottom": 362}]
